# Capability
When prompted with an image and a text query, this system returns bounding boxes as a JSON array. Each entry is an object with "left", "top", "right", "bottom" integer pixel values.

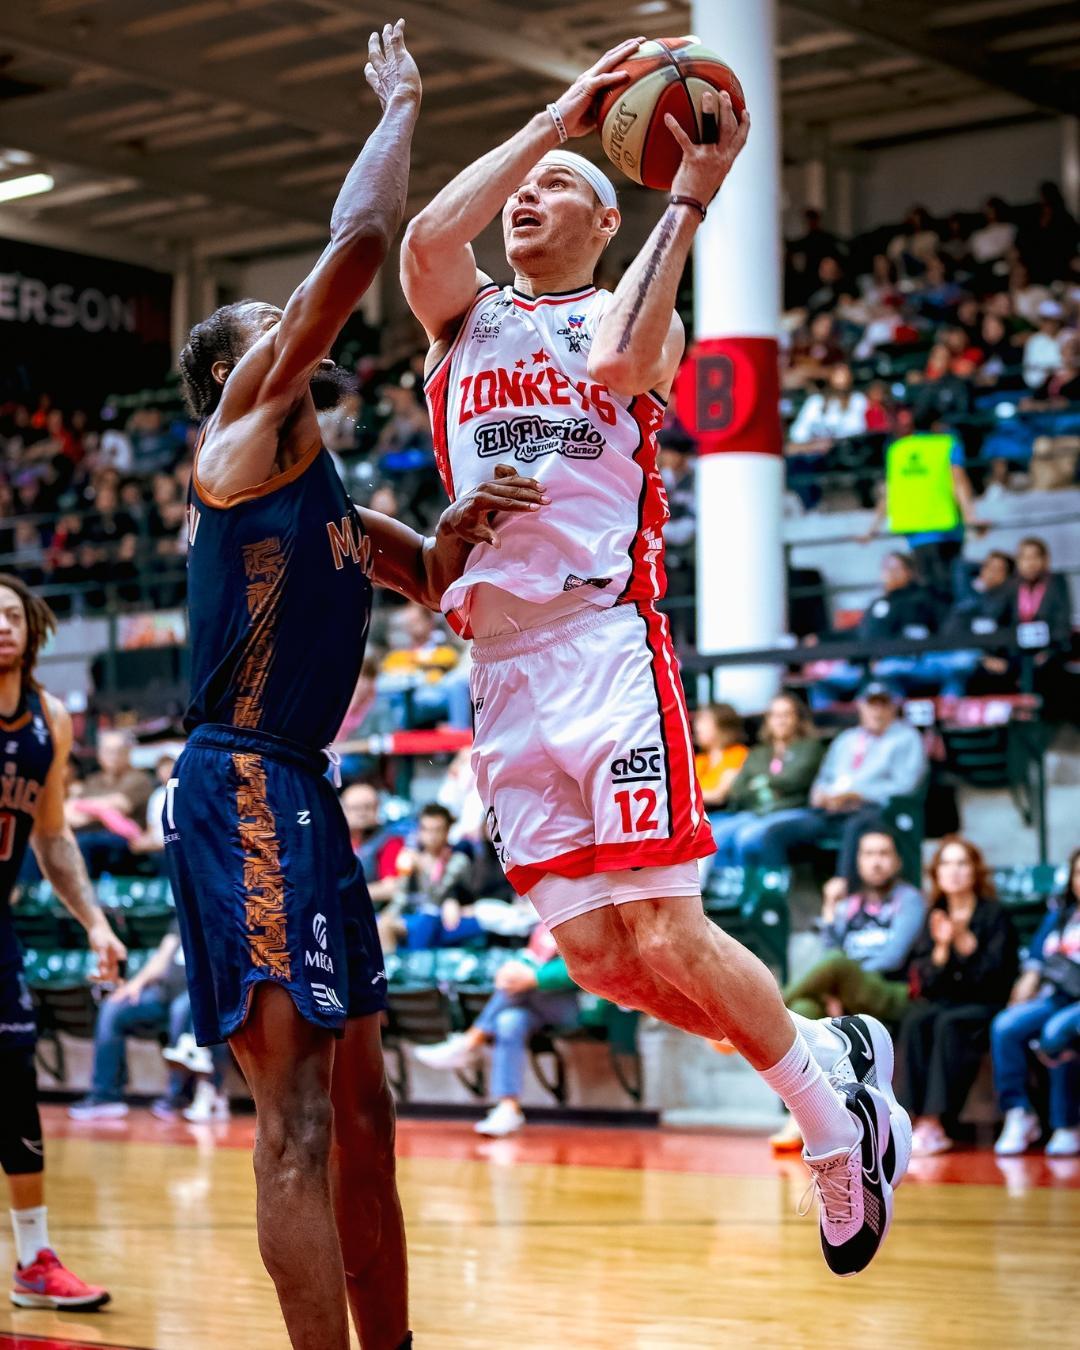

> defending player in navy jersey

[
  {"left": 171, "top": 23, "right": 545, "bottom": 1350},
  {"left": 0, "top": 575, "right": 125, "bottom": 1311}
]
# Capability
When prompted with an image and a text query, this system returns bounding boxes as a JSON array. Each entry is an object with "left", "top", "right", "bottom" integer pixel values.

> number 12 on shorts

[{"left": 614, "top": 787, "right": 659, "bottom": 833}]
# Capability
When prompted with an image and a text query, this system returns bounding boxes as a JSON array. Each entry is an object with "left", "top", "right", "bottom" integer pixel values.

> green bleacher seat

[
  {"left": 703, "top": 865, "right": 791, "bottom": 980},
  {"left": 992, "top": 863, "right": 1065, "bottom": 949}
]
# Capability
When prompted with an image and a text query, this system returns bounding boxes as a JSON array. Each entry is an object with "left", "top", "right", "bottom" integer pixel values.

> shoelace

[{"left": 798, "top": 1149, "right": 858, "bottom": 1224}]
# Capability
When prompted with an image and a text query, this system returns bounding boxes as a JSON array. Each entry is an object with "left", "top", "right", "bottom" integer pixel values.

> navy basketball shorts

[
  {"left": 163, "top": 723, "right": 387, "bottom": 1046},
  {"left": 0, "top": 925, "right": 37, "bottom": 1051}
]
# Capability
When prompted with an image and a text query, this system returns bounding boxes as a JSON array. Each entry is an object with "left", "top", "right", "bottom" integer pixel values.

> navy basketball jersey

[
  {"left": 184, "top": 439, "right": 373, "bottom": 750},
  {"left": 0, "top": 688, "right": 54, "bottom": 911}
]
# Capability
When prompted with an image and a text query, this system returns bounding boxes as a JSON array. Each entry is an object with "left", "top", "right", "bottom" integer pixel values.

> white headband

[{"left": 537, "top": 150, "right": 618, "bottom": 210}]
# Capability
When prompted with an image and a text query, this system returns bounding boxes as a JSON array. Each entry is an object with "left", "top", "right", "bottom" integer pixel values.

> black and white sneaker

[
  {"left": 827, "top": 1014, "right": 911, "bottom": 1190},
  {"left": 801, "top": 1082, "right": 894, "bottom": 1278}
]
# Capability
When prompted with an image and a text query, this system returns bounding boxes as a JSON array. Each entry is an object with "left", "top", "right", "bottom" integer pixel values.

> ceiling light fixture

[{"left": 0, "top": 172, "right": 55, "bottom": 203}]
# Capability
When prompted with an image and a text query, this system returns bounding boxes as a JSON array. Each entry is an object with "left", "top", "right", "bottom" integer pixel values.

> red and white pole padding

[{"left": 683, "top": 0, "right": 784, "bottom": 712}]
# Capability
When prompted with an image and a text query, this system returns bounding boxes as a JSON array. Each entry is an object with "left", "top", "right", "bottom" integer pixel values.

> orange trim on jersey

[
  {"left": 192, "top": 425, "right": 323, "bottom": 511},
  {"left": 0, "top": 710, "right": 32, "bottom": 733}
]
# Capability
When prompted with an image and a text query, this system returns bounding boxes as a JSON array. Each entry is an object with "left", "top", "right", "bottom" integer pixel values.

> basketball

[{"left": 597, "top": 36, "right": 746, "bottom": 191}]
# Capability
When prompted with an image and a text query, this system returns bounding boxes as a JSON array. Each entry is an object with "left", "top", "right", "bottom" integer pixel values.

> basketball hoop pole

[{"left": 686, "top": 0, "right": 784, "bottom": 712}]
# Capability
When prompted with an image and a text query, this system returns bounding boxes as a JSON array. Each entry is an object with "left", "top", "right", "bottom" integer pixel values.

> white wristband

[{"left": 547, "top": 102, "right": 568, "bottom": 144}]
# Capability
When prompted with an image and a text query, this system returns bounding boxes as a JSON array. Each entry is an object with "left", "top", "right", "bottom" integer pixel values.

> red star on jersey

[
  {"left": 514, "top": 358, "right": 526, "bottom": 369},
  {"left": 531, "top": 348, "right": 550, "bottom": 364}
]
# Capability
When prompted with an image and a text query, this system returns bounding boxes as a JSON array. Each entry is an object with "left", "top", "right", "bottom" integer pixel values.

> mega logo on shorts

[
  {"left": 305, "top": 911, "right": 334, "bottom": 974},
  {"left": 475, "top": 415, "right": 604, "bottom": 463}
]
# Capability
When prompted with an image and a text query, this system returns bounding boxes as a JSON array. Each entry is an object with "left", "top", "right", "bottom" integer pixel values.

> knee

[
  {"left": 559, "top": 938, "right": 637, "bottom": 1004},
  {"left": 257, "top": 1091, "right": 334, "bottom": 1178},
  {"left": 492, "top": 1007, "right": 531, "bottom": 1044},
  {"left": 625, "top": 907, "right": 709, "bottom": 983}
]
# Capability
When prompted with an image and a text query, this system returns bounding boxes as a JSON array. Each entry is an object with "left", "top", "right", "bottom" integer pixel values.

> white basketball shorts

[{"left": 469, "top": 601, "right": 715, "bottom": 924}]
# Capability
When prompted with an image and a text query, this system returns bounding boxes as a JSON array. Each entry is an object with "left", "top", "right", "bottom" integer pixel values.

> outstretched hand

[
  {"left": 365, "top": 18, "right": 421, "bottom": 109},
  {"left": 554, "top": 35, "right": 644, "bottom": 138},
  {"left": 440, "top": 464, "right": 549, "bottom": 548},
  {"left": 667, "top": 88, "right": 750, "bottom": 204}
]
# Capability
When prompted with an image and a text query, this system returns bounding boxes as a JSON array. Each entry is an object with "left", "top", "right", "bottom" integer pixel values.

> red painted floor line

[{"left": 39, "top": 1106, "right": 1080, "bottom": 1188}]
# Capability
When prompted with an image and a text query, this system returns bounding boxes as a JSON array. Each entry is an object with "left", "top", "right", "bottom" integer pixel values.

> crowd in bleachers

[{"left": 6, "top": 180, "right": 1080, "bottom": 1150}]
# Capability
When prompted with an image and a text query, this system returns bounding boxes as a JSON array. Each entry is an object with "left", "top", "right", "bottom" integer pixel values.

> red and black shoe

[{"left": 11, "top": 1248, "right": 111, "bottom": 1310}]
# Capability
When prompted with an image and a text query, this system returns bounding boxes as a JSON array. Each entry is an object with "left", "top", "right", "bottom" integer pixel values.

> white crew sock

[
  {"left": 788, "top": 1011, "right": 847, "bottom": 1072},
  {"left": 759, "top": 1032, "right": 858, "bottom": 1158},
  {"left": 11, "top": 1205, "right": 50, "bottom": 1268}
]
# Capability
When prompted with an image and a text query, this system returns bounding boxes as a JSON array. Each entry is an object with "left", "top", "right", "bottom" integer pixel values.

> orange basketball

[{"left": 597, "top": 36, "right": 745, "bottom": 191}]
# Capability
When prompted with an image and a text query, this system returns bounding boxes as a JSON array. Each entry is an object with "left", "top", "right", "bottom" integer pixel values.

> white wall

[{"left": 852, "top": 119, "right": 1063, "bottom": 229}]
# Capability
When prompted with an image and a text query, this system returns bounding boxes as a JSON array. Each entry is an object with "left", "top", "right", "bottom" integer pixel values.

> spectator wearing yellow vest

[{"left": 860, "top": 408, "right": 986, "bottom": 603}]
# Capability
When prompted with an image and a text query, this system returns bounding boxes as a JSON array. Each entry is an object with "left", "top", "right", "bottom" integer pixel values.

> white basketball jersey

[{"left": 424, "top": 282, "right": 669, "bottom": 633}]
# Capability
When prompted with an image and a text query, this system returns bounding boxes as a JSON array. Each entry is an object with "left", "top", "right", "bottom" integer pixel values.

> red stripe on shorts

[
  {"left": 637, "top": 601, "right": 712, "bottom": 852},
  {"left": 505, "top": 832, "right": 715, "bottom": 897}
]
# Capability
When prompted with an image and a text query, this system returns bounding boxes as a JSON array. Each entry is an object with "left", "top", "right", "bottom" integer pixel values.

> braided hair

[
  {"left": 0, "top": 573, "right": 57, "bottom": 690},
  {"left": 177, "top": 300, "right": 260, "bottom": 420}
]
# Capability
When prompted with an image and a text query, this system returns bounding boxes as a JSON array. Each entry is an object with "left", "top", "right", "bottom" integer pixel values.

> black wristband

[{"left": 669, "top": 193, "right": 707, "bottom": 221}]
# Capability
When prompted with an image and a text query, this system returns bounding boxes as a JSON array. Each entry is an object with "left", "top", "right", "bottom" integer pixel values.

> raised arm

[
  {"left": 361, "top": 465, "right": 548, "bottom": 610},
  {"left": 400, "top": 37, "right": 642, "bottom": 344},
  {"left": 200, "top": 22, "right": 421, "bottom": 493},
  {"left": 588, "top": 89, "right": 750, "bottom": 399},
  {"left": 31, "top": 695, "right": 126, "bottom": 981}
]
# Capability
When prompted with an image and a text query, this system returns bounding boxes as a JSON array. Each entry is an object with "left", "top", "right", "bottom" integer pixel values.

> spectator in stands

[
  {"left": 969, "top": 196, "right": 1016, "bottom": 270},
  {"left": 414, "top": 923, "right": 582, "bottom": 1137},
  {"left": 1023, "top": 301, "right": 1070, "bottom": 391},
  {"left": 65, "top": 730, "right": 153, "bottom": 875},
  {"left": 976, "top": 313, "right": 1023, "bottom": 385},
  {"left": 805, "top": 255, "right": 850, "bottom": 318},
  {"left": 740, "top": 683, "right": 926, "bottom": 885},
  {"left": 1019, "top": 181, "right": 1079, "bottom": 286},
  {"left": 886, "top": 205, "right": 939, "bottom": 279},
  {"left": 337, "top": 656, "right": 395, "bottom": 778},
  {"left": 1011, "top": 536, "right": 1072, "bottom": 708},
  {"left": 129, "top": 753, "right": 176, "bottom": 872},
  {"left": 785, "top": 365, "right": 868, "bottom": 509},
  {"left": 992, "top": 847, "right": 1080, "bottom": 1158},
  {"left": 378, "top": 803, "right": 477, "bottom": 953},
  {"left": 342, "top": 781, "right": 405, "bottom": 905},
  {"left": 784, "top": 312, "right": 846, "bottom": 391},
  {"left": 1009, "top": 260, "right": 1052, "bottom": 327},
  {"left": 693, "top": 703, "right": 748, "bottom": 813},
  {"left": 161, "top": 1018, "right": 233, "bottom": 1123},
  {"left": 770, "top": 829, "right": 925, "bottom": 1151},
  {"left": 809, "top": 553, "right": 940, "bottom": 706},
  {"left": 657, "top": 421, "right": 696, "bottom": 642},
  {"left": 898, "top": 836, "right": 1018, "bottom": 1156},
  {"left": 860, "top": 407, "right": 983, "bottom": 603},
  {"left": 379, "top": 602, "right": 470, "bottom": 729},
  {"left": 68, "top": 922, "right": 192, "bottom": 1120},
  {"left": 707, "top": 693, "right": 824, "bottom": 865},
  {"left": 787, "top": 208, "right": 845, "bottom": 307},
  {"left": 925, "top": 551, "right": 1016, "bottom": 697}
]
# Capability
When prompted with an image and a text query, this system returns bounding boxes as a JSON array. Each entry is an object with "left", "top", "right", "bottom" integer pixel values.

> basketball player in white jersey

[{"left": 401, "top": 40, "right": 909, "bottom": 1276}]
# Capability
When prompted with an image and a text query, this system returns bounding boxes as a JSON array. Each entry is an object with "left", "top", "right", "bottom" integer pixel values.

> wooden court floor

[{"left": 0, "top": 1107, "right": 1077, "bottom": 1350}]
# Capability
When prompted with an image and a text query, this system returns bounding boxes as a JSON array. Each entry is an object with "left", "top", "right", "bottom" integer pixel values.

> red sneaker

[{"left": 11, "top": 1248, "right": 111, "bottom": 1310}]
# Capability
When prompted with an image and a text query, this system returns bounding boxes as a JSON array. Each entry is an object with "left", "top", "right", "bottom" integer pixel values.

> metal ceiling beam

[
  {"left": 0, "top": 206, "right": 173, "bottom": 270},
  {"left": 789, "top": 0, "right": 1079, "bottom": 116},
  {"left": 0, "top": 110, "right": 330, "bottom": 224},
  {"left": 0, "top": 9, "right": 372, "bottom": 141}
]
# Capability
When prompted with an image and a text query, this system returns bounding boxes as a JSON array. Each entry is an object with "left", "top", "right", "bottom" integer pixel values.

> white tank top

[{"left": 424, "top": 282, "right": 669, "bottom": 636}]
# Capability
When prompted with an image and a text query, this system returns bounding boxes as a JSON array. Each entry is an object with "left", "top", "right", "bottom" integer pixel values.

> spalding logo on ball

[{"left": 598, "top": 36, "right": 746, "bottom": 191}]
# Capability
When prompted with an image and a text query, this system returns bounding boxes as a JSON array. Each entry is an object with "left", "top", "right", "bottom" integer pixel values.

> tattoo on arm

[
  {"left": 33, "top": 832, "right": 99, "bottom": 930},
  {"left": 616, "top": 208, "right": 679, "bottom": 355}
]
